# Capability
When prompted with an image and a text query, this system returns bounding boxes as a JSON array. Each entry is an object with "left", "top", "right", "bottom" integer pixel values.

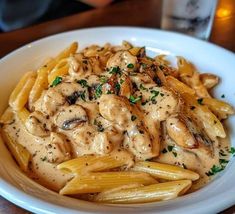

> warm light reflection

[{"left": 216, "top": 8, "right": 231, "bottom": 18}]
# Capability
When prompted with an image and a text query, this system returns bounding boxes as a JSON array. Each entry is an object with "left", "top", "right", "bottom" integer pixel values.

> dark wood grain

[{"left": 0, "top": 0, "right": 234, "bottom": 213}]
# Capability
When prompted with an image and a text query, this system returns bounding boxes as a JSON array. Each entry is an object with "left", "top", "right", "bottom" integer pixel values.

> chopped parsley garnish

[
  {"left": 221, "top": 94, "right": 225, "bottom": 98},
  {"left": 141, "top": 63, "right": 147, "bottom": 69},
  {"left": 167, "top": 145, "right": 174, "bottom": 152},
  {"left": 219, "top": 159, "right": 229, "bottom": 165},
  {"left": 206, "top": 165, "right": 224, "bottom": 176},
  {"left": 161, "top": 148, "right": 168, "bottom": 153},
  {"left": 100, "top": 76, "right": 108, "bottom": 84},
  {"left": 160, "top": 93, "right": 165, "bottom": 97},
  {"left": 129, "top": 95, "right": 142, "bottom": 104},
  {"left": 120, "top": 79, "right": 124, "bottom": 84},
  {"left": 139, "top": 84, "right": 147, "bottom": 91},
  {"left": 197, "top": 98, "right": 203, "bottom": 105},
  {"left": 131, "top": 115, "right": 137, "bottom": 121},
  {"left": 127, "top": 63, "right": 134, "bottom": 68},
  {"left": 77, "top": 79, "right": 88, "bottom": 88},
  {"left": 229, "top": 147, "right": 235, "bottom": 156},
  {"left": 51, "top": 76, "right": 62, "bottom": 87},
  {"left": 115, "top": 82, "right": 121, "bottom": 93},
  {"left": 150, "top": 90, "right": 159, "bottom": 101},
  {"left": 172, "top": 152, "right": 177, "bottom": 157},
  {"left": 109, "top": 66, "right": 121, "bottom": 75},
  {"left": 95, "top": 84, "right": 103, "bottom": 98},
  {"left": 80, "top": 91, "right": 86, "bottom": 101}
]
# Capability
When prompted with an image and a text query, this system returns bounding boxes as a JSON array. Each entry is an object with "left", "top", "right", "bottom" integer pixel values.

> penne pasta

[
  {"left": 28, "top": 67, "right": 49, "bottom": 110},
  {"left": 132, "top": 161, "right": 199, "bottom": 181},
  {"left": 9, "top": 71, "right": 36, "bottom": 111},
  {"left": 48, "top": 59, "right": 69, "bottom": 85},
  {"left": 17, "top": 107, "right": 30, "bottom": 124},
  {"left": 166, "top": 75, "right": 195, "bottom": 95},
  {"left": 55, "top": 42, "right": 78, "bottom": 62},
  {"left": 202, "top": 97, "right": 234, "bottom": 120},
  {"left": 57, "top": 155, "right": 129, "bottom": 174},
  {"left": 0, "top": 107, "right": 14, "bottom": 125},
  {"left": 200, "top": 73, "right": 219, "bottom": 89},
  {"left": 177, "top": 56, "right": 194, "bottom": 77},
  {"left": 94, "top": 180, "right": 192, "bottom": 203},
  {"left": 59, "top": 171, "right": 157, "bottom": 195},
  {"left": 1, "top": 128, "right": 30, "bottom": 172}
]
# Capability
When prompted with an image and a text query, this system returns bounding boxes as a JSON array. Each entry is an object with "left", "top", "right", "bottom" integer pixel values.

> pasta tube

[
  {"left": 94, "top": 180, "right": 192, "bottom": 203},
  {"left": 1, "top": 128, "right": 30, "bottom": 172},
  {"left": 17, "top": 107, "right": 30, "bottom": 124},
  {"left": 166, "top": 76, "right": 195, "bottom": 95},
  {"left": 9, "top": 71, "right": 36, "bottom": 111},
  {"left": 132, "top": 161, "right": 199, "bottom": 181},
  {"left": 202, "top": 97, "right": 234, "bottom": 120},
  {"left": 59, "top": 172, "right": 157, "bottom": 195},
  {"left": 0, "top": 107, "right": 14, "bottom": 125},
  {"left": 57, "top": 155, "right": 129, "bottom": 174}
]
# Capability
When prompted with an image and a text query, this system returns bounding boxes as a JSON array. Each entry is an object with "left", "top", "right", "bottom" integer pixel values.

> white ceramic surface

[{"left": 0, "top": 27, "right": 234, "bottom": 214}]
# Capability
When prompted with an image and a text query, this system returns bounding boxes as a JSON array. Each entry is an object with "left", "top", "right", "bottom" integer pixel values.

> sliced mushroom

[
  {"left": 25, "top": 111, "right": 53, "bottom": 137},
  {"left": 45, "top": 132, "right": 71, "bottom": 163},
  {"left": 53, "top": 105, "right": 88, "bottom": 130}
]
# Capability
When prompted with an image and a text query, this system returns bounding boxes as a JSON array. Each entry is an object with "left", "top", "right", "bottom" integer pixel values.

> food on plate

[{"left": 0, "top": 41, "right": 234, "bottom": 203}]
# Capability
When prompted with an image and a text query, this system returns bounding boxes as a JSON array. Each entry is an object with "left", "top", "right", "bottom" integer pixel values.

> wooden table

[{"left": 0, "top": 0, "right": 234, "bottom": 213}]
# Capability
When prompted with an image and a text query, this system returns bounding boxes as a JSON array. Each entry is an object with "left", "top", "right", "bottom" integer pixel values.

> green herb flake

[
  {"left": 150, "top": 90, "right": 159, "bottom": 101},
  {"left": 221, "top": 94, "right": 225, "bottom": 98},
  {"left": 161, "top": 148, "right": 168, "bottom": 154},
  {"left": 172, "top": 152, "right": 177, "bottom": 157},
  {"left": 51, "top": 76, "right": 62, "bottom": 87},
  {"left": 131, "top": 115, "right": 137, "bottom": 121},
  {"left": 80, "top": 91, "right": 86, "bottom": 101},
  {"left": 219, "top": 159, "right": 229, "bottom": 165},
  {"left": 229, "top": 147, "right": 235, "bottom": 156},
  {"left": 167, "top": 145, "right": 174, "bottom": 152},
  {"left": 160, "top": 93, "right": 165, "bottom": 97},
  {"left": 129, "top": 95, "right": 142, "bottom": 104},
  {"left": 127, "top": 63, "right": 134, "bottom": 69},
  {"left": 100, "top": 76, "right": 108, "bottom": 84},
  {"left": 206, "top": 165, "right": 224, "bottom": 176},
  {"left": 77, "top": 79, "right": 88, "bottom": 88},
  {"left": 197, "top": 98, "right": 203, "bottom": 105},
  {"left": 115, "top": 82, "right": 121, "bottom": 93},
  {"left": 95, "top": 84, "right": 103, "bottom": 98},
  {"left": 120, "top": 79, "right": 124, "bottom": 84},
  {"left": 94, "top": 119, "right": 104, "bottom": 132},
  {"left": 139, "top": 84, "right": 147, "bottom": 91},
  {"left": 109, "top": 66, "right": 121, "bottom": 75}
]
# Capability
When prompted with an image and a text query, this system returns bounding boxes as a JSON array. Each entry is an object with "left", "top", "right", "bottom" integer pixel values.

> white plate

[{"left": 0, "top": 27, "right": 234, "bottom": 214}]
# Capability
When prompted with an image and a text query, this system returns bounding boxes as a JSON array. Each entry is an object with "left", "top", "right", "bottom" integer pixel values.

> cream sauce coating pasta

[{"left": 0, "top": 41, "right": 233, "bottom": 202}]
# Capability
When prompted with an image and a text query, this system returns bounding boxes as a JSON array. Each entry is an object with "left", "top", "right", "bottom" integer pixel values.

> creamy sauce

[{"left": 0, "top": 44, "right": 233, "bottom": 194}]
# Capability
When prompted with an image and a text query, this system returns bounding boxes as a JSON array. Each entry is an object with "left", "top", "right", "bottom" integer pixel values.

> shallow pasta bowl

[{"left": 0, "top": 27, "right": 234, "bottom": 214}]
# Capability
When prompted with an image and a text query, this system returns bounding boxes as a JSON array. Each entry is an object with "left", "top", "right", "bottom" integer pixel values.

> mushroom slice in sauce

[
  {"left": 53, "top": 105, "right": 88, "bottom": 130},
  {"left": 45, "top": 132, "right": 71, "bottom": 163},
  {"left": 25, "top": 111, "right": 53, "bottom": 137}
]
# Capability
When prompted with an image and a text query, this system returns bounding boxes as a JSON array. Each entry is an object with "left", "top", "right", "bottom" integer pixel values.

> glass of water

[{"left": 161, "top": 0, "right": 218, "bottom": 40}]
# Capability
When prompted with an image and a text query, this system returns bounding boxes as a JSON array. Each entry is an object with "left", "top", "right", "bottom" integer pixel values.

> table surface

[{"left": 0, "top": 0, "right": 234, "bottom": 213}]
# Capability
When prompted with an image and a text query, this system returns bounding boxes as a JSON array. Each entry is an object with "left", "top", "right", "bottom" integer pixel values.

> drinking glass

[{"left": 161, "top": 0, "right": 218, "bottom": 40}]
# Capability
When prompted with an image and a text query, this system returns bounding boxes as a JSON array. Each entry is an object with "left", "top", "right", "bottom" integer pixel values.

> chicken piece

[
  {"left": 106, "top": 50, "right": 137, "bottom": 72},
  {"left": 137, "top": 85, "right": 179, "bottom": 122},
  {"left": 53, "top": 105, "right": 88, "bottom": 130},
  {"left": 99, "top": 94, "right": 159, "bottom": 160},
  {"left": 25, "top": 111, "right": 53, "bottom": 137},
  {"left": 38, "top": 82, "right": 86, "bottom": 116},
  {"left": 92, "top": 132, "right": 113, "bottom": 155},
  {"left": 45, "top": 132, "right": 71, "bottom": 163}
]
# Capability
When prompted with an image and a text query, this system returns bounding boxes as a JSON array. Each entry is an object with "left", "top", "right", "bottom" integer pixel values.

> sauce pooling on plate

[{"left": 0, "top": 41, "right": 234, "bottom": 203}]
